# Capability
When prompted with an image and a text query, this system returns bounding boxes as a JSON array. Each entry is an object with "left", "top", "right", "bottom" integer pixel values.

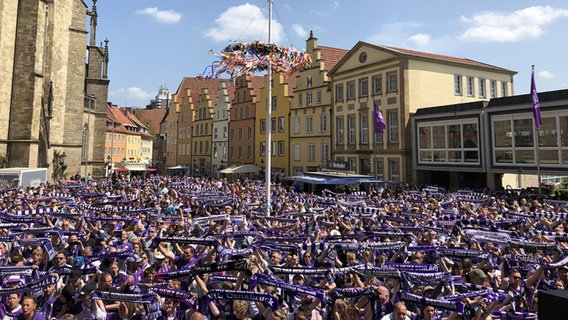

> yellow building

[
  {"left": 290, "top": 32, "right": 348, "bottom": 175},
  {"left": 328, "top": 42, "right": 516, "bottom": 181},
  {"left": 193, "top": 87, "right": 214, "bottom": 176},
  {"left": 256, "top": 73, "right": 296, "bottom": 178}
]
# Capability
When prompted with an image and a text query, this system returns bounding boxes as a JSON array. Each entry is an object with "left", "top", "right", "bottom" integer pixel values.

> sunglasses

[{"left": 512, "top": 276, "right": 522, "bottom": 280}]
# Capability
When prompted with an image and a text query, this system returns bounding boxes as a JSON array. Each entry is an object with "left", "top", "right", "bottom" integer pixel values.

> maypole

[
  {"left": 199, "top": 0, "right": 312, "bottom": 216},
  {"left": 265, "top": 0, "right": 273, "bottom": 215}
]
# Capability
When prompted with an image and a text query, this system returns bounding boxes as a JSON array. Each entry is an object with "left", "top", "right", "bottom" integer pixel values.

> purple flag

[
  {"left": 373, "top": 99, "right": 386, "bottom": 134},
  {"left": 531, "top": 67, "right": 542, "bottom": 129}
]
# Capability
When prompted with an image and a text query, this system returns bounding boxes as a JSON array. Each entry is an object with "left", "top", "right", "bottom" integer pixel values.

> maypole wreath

[{"left": 198, "top": 41, "right": 312, "bottom": 79}]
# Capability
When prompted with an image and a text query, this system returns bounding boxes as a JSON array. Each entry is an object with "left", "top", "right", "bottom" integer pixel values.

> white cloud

[
  {"left": 205, "top": 3, "right": 284, "bottom": 43},
  {"left": 367, "top": 21, "right": 423, "bottom": 45},
  {"left": 539, "top": 70, "right": 554, "bottom": 79},
  {"left": 458, "top": 6, "right": 568, "bottom": 42},
  {"left": 292, "top": 24, "right": 308, "bottom": 38},
  {"left": 111, "top": 87, "right": 153, "bottom": 104},
  {"left": 332, "top": 1, "right": 340, "bottom": 9},
  {"left": 407, "top": 33, "right": 431, "bottom": 46},
  {"left": 135, "top": 7, "right": 182, "bottom": 24}
]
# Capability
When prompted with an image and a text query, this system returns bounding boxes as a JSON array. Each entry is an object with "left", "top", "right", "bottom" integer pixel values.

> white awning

[{"left": 220, "top": 164, "right": 262, "bottom": 174}]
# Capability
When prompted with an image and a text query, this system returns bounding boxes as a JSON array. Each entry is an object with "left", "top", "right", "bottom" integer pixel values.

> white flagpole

[{"left": 265, "top": 0, "right": 272, "bottom": 215}]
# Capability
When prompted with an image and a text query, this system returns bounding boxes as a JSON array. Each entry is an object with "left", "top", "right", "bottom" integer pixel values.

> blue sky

[{"left": 95, "top": 0, "right": 568, "bottom": 108}]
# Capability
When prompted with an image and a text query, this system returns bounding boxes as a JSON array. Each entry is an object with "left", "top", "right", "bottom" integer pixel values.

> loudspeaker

[{"left": 538, "top": 289, "right": 568, "bottom": 320}]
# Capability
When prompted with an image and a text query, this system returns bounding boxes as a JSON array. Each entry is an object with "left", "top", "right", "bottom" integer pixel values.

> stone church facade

[{"left": 0, "top": 0, "right": 109, "bottom": 180}]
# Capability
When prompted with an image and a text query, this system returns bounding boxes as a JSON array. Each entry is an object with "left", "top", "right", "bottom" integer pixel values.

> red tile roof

[
  {"left": 132, "top": 108, "right": 166, "bottom": 136},
  {"left": 173, "top": 78, "right": 235, "bottom": 110},
  {"left": 318, "top": 45, "right": 349, "bottom": 71},
  {"left": 384, "top": 45, "right": 516, "bottom": 73}
]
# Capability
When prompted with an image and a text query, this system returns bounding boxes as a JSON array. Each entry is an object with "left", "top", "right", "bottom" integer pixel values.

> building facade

[
  {"left": 229, "top": 75, "right": 264, "bottom": 169},
  {"left": 328, "top": 42, "right": 516, "bottom": 182},
  {"left": 412, "top": 89, "right": 568, "bottom": 189},
  {"left": 212, "top": 81, "right": 231, "bottom": 177},
  {"left": 255, "top": 73, "right": 296, "bottom": 178},
  {"left": 0, "top": 0, "right": 109, "bottom": 179},
  {"left": 290, "top": 32, "right": 348, "bottom": 176}
]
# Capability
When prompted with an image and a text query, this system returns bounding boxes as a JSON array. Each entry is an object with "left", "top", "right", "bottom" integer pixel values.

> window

[
  {"left": 298, "top": 94, "right": 303, "bottom": 106},
  {"left": 454, "top": 75, "right": 462, "bottom": 95},
  {"left": 388, "top": 158, "right": 400, "bottom": 181},
  {"left": 272, "top": 96, "right": 278, "bottom": 110},
  {"left": 375, "top": 159, "right": 384, "bottom": 180},
  {"left": 293, "top": 117, "right": 300, "bottom": 134},
  {"left": 467, "top": 76, "right": 474, "bottom": 96},
  {"left": 336, "top": 117, "right": 344, "bottom": 145},
  {"left": 293, "top": 144, "right": 301, "bottom": 161},
  {"left": 248, "top": 127, "right": 252, "bottom": 139},
  {"left": 479, "top": 78, "right": 486, "bottom": 98},
  {"left": 230, "top": 129, "right": 235, "bottom": 140},
  {"left": 359, "top": 78, "right": 368, "bottom": 97},
  {"left": 335, "top": 84, "right": 344, "bottom": 102},
  {"left": 347, "top": 81, "right": 355, "bottom": 100},
  {"left": 214, "top": 128, "right": 218, "bottom": 139},
  {"left": 387, "top": 72, "right": 398, "bottom": 92},
  {"left": 373, "top": 75, "right": 382, "bottom": 94},
  {"left": 418, "top": 120, "right": 480, "bottom": 165},
  {"left": 501, "top": 81, "right": 508, "bottom": 97},
  {"left": 347, "top": 115, "right": 356, "bottom": 145},
  {"left": 360, "top": 114, "right": 369, "bottom": 144},
  {"left": 223, "top": 127, "right": 227, "bottom": 138},
  {"left": 388, "top": 110, "right": 398, "bottom": 143},
  {"left": 278, "top": 117, "right": 285, "bottom": 132},
  {"left": 321, "top": 143, "right": 329, "bottom": 162},
  {"left": 490, "top": 80, "right": 497, "bottom": 98},
  {"left": 245, "top": 106, "right": 250, "bottom": 117},
  {"left": 307, "top": 76, "right": 313, "bottom": 88},
  {"left": 320, "top": 113, "right": 327, "bottom": 133},
  {"left": 271, "top": 118, "right": 276, "bottom": 133},
  {"left": 247, "top": 146, "right": 252, "bottom": 159},
  {"left": 260, "top": 119, "right": 266, "bottom": 134},
  {"left": 307, "top": 92, "right": 313, "bottom": 106},
  {"left": 316, "top": 91, "right": 321, "bottom": 104},
  {"left": 308, "top": 144, "right": 316, "bottom": 161},
  {"left": 238, "top": 128, "right": 243, "bottom": 140},
  {"left": 306, "top": 116, "right": 313, "bottom": 133},
  {"left": 260, "top": 141, "right": 266, "bottom": 156},
  {"left": 278, "top": 141, "right": 285, "bottom": 156},
  {"left": 238, "top": 146, "right": 243, "bottom": 158},
  {"left": 271, "top": 141, "right": 276, "bottom": 156}
]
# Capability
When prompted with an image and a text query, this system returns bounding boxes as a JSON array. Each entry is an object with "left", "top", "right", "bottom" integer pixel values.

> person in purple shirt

[
  {"left": 15, "top": 296, "right": 45, "bottom": 320},
  {"left": 157, "top": 243, "right": 199, "bottom": 270}
]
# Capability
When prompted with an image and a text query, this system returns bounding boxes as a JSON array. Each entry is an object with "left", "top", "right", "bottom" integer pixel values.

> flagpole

[
  {"left": 531, "top": 65, "right": 542, "bottom": 195},
  {"left": 265, "top": 0, "right": 272, "bottom": 215}
]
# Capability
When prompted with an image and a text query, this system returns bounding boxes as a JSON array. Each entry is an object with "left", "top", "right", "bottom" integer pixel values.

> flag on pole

[
  {"left": 373, "top": 99, "right": 386, "bottom": 134},
  {"left": 531, "top": 66, "right": 542, "bottom": 129}
]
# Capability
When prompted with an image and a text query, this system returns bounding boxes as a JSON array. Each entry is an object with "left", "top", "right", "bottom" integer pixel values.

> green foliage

[
  {"left": 0, "top": 155, "right": 7, "bottom": 168},
  {"left": 51, "top": 150, "right": 67, "bottom": 181},
  {"left": 554, "top": 188, "right": 568, "bottom": 200}
]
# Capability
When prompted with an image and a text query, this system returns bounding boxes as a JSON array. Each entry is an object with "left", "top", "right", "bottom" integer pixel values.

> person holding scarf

[
  {"left": 157, "top": 298, "right": 187, "bottom": 320},
  {"left": 157, "top": 243, "right": 199, "bottom": 270},
  {"left": 506, "top": 267, "right": 543, "bottom": 312}
]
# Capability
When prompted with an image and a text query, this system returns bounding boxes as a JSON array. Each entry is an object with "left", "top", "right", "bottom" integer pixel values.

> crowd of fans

[{"left": 0, "top": 173, "right": 567, "bottom": 320}]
